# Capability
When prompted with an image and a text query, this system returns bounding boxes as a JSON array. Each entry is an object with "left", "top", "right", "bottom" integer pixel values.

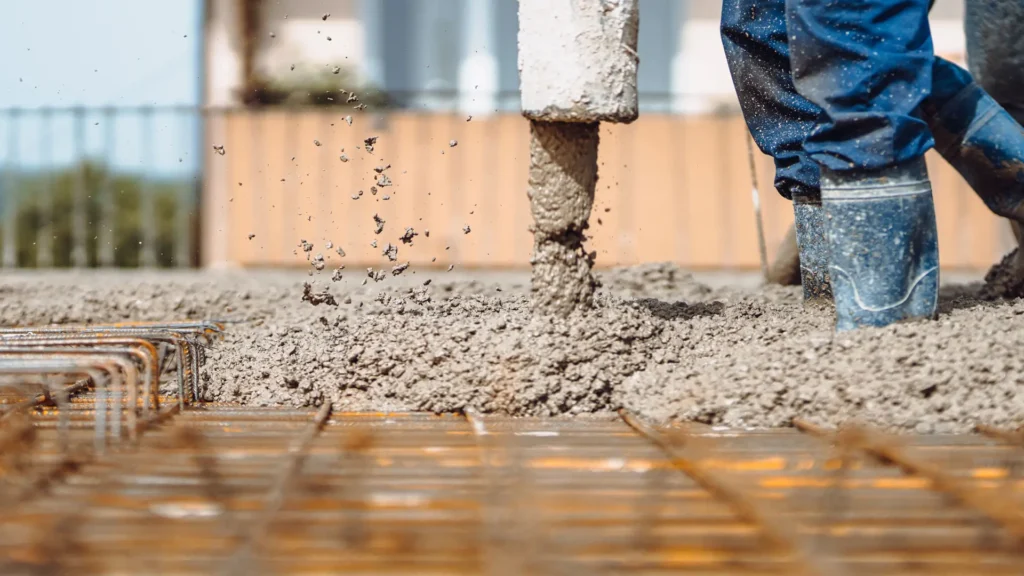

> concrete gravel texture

[{"left": 0, "top": 264, "right": 1022, "bottom": 432}]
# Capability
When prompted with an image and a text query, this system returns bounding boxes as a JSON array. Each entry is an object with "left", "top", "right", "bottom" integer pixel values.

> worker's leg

[
  {"left": 924, "top": 58, "right": 1024, "bottom": 224},
  {"left": 720, "top": 0, "right": 831, "bottom": 301},
  {"left": 786, "top": 0, "right": 938, "bottom": 330},
  {"left": 765, "top": 52, "right": 1024, "bottom": 294},
  {"left": 965, "top": 0, "right": 1024, "bottom": 125},
  {"left": 964, "top": 0, "right": 1024, "bottom": 296}
]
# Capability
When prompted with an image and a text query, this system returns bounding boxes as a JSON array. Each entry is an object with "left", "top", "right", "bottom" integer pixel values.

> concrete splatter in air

[
  {"left": 399, "top": 228, "right": 418, "bottom": 245},
  {"left": 300, "top": 282, "right": 337, "bottom": 306}
]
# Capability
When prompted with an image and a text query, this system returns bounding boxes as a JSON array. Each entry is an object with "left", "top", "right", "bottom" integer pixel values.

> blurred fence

[
  {"left": 0, "top": 106, "right": 200, "bottom": 269},
  {"left": 203, "top": 106, "right": 1013, "bottom": 272},
  {"left": 1, "top": 104, "right": 1013, "bottom": 271}
]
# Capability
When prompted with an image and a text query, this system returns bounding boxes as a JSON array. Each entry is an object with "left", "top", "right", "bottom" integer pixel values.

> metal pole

[
  {"left": 192, "top": 1, "right": 207, "bottom": 268},
  {"left": 37, "top": 108, "right": 53, "bottom": 268},
  {"left": 458, "top": 0, "right": 498, "bottom": 116},
  {"left": 745, "top": 132, "right": 769, "bottom": 282},
  {"left": 98, "top": 107, "right": 116, "bottom": 268},
  {"left": 140, "top": 107, "right": 156, "bottom": 268},
  {"left": 2, "top": 109, "right": 19, "bottom": 268},
  {"left": 174, "top": 108, "right": 191, "bottom": 268},
  {"left": 71, "top": 107, "right": 88, "bottom": 268}
]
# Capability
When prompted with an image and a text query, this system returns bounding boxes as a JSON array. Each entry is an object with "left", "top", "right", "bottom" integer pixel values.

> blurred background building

[{"left": 1, "top": 0, "right": 1008, "bottom": 271}]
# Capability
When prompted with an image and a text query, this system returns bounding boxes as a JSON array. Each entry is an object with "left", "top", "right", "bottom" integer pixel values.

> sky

[{"left": 0, "top": 0, "right": 203, "bottom": 177}]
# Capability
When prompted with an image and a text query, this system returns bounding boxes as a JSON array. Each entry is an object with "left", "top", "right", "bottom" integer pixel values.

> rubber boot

[
  {"left": 791, "top": 191, "right": 832, "bottom": 303},
  {"left": 821, "top": 158, "right": 939, "bottom": 331}
]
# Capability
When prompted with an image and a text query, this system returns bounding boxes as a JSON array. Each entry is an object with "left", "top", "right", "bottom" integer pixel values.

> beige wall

[{"left": 203, "top": 110, "right": 1013, "bottom": 271}]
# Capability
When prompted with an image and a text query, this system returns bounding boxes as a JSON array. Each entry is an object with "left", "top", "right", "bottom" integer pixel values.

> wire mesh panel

[{"left": 2, "top": 329, "right": 1023, "bottom": 575}]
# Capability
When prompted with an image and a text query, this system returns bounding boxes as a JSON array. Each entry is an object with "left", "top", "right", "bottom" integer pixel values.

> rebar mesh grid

[{"left": 1, "top": 323, "right": 1023, "bottom": 574}]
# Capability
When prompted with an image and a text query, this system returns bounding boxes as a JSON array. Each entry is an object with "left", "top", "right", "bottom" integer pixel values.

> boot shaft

[{"left": 821, "top": 159, "right": 939, "bottom": 331}]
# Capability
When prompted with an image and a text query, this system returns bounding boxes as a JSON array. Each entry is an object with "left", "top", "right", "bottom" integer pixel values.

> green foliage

[
  {"left": 241, "top": 67, "right": 390, "bottom": 110},
  {"left": 0, "top": 162, "right": 192, "bottom": 268}
]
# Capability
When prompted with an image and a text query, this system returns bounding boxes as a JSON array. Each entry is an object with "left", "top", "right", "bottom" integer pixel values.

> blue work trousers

[{"left": 722, "top": 0, "right": 1024, "bottom": 200}]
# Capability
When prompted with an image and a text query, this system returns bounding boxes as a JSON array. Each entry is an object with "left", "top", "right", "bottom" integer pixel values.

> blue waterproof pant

[
  {"left": 722, "top": 0, "right": 1024, "bottom": 201},
  {"left": 722, "top": 0, "right": 938, "bottom": 303},
  {"left": 723, "top": 0, "right": 1024, "bottom": 304}
]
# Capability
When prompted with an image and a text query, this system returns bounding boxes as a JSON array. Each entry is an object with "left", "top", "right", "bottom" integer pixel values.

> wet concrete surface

[{"left": 0, "top": 264, "right": 1020, "bottom": 433}]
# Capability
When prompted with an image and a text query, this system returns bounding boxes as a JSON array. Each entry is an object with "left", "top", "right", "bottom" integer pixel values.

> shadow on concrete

[
  {"left": 937, "top": 282, "right": 1009, "bottom": 316},
  {"left": 633, "top": 298, "right": 725, "bottom": 320}
]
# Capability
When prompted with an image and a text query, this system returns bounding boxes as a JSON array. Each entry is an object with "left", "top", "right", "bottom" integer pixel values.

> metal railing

[
  {"left": 0, "top": 105, "right": 201, "bottom": 269},
  {"left": 0, "top": 92, "right": 714, "bottom": 271},
  {"left": 1, "top": 95, "right": 1009, "bottom": 271}
]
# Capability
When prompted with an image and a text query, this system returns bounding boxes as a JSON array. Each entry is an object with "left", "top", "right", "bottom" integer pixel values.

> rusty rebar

[
  {"left": 621, "top": 410, "right": 843, "bottom": 576},
  {"left": 465, "top": 408, "right": 544, "bottom": 576},
  {"left": 795, "top": 419, "right": 1024, "bottom": 546},
  {"left": 2, "top": 396, "right": 181, "bottom": 507},
  {"left": 0, "top": 336, "right": 162, "bottom": 414},
  {"left": 4, "top": 407, "right": 1024, "bottom": 573},
  {"left": 0, "top": 359, "right": 120, "bottom": 453},
  {"left": 336, "top": 426, "right": 375, "bottom": 550},
  {"left": 977, "top": 424, "right": 1024, "bottom": 447},
  {"left": 0, "top": 348, "right": 146, "bottom": 443},
  {"left": 222, "top": 401, "right": 333, "bottom": 576},
  {"left": 0, "top": 322, "right": 223, "bottom": 407},
  {"left": 0, "top": 378, "right": 90, "bottom": 421}
]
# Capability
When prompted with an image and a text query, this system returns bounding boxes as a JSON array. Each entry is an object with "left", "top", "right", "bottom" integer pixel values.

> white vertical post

[
  {"left": 37, "top": 109, "right": 53, "bottom": 269},
  {"left": 201, "top": 112, "right": 230, "bottom": 269},
  {"left": 71, "top": 108, "right": 87, "bottom": 268},
  {"left": 205, "top": 0, "right": 245, "bottom": 108},
  {"left": 201, "top": 0, "right": 237, "bottom": 269},
  {"left": 98, "top": 107, "right": 116, "bottom": 268},
  {"left": 669, "top": 1, "right": 691, "bottom": 114},
  {"left": 1, "top": 110, "right": 18, "bottom": 269},
  {"left": 360, "top": 0, "right": 385, "bottom": 90},
  {"left": 174, "top": 109, "right": 192, "bottom": 268},
  {"left": 458, "top": 0, "right": 499, "bottom": 116},
  {"left": 412, "top": 0, "right": 448, "bottom": 110},
  {"left": 140, "top": 107, "right": 156, "bottom": 269}
]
